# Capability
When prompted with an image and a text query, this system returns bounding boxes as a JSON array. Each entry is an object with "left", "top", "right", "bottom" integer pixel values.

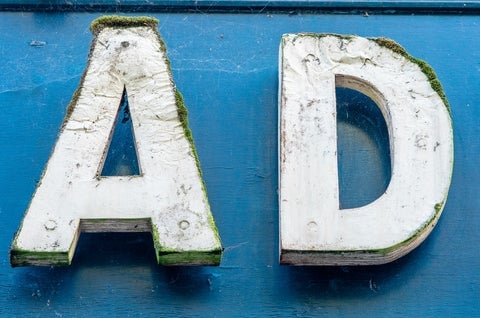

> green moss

[
  {"left": 282, "top": 200, "right": 448, "bottom": 265},
  {"left": 10, "top": 249, "right": 71, "bottom": 267},
  {"left": 174, "top": 90, "right": 203, "bottom": 179},
  {"left": 90, "top": 15, "right": 158, "bottom": 35},
  {"left": 10, "top": 223, "right": 80, "bottom": 267},
  {"left": 206, "top": 207, "right": 222, "bottom": 246},
  {"left": 371, "top": 200, "right": 446, "bottom": 256},
  {"left": 157, "top": 249, "right": 222, "bottom": 266},
  {"left": 64, "top": 86, "right": 81, "bottom": 125},
  {"left": 168, "top": 39, "right": 221, "bottom": 253},
  {"left": 150, "top": 222, "right": 222, "bottom": 266},
  {"left": 150, "top": 222, "right": 162, "bottom": 263},
  {"left": 171, "top": 60, "right": 222, "bottom": 256},
  {"left": 372, "top": 37, "right": 451, "bottom": 115}
]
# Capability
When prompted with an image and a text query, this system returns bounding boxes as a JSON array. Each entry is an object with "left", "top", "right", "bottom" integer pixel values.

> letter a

[
  {"left": 11, "top": 16, "right": 222, "bottom": 266},
  {"left": 279, "top": 34, "right": 453, "bottom": 265}
]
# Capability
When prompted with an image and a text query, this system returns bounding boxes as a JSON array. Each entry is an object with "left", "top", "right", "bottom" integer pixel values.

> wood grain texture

[{"left": 0, "top": 12, "right": 478, "bottom": 317}]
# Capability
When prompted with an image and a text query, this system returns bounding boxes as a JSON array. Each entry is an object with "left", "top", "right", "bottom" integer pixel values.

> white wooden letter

[
  {"left": 11, "top": 17, "right": 222, "bottom": 266},
  {"left": 279, "top": 34, "right": 453, "bottom": 265}
]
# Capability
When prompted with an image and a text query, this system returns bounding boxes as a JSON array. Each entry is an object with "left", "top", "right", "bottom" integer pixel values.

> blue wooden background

[{"left": 0, "top": 9, "right": 479, "bottom": 317}]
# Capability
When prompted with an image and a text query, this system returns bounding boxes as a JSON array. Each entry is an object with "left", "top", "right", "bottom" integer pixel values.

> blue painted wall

[{"left": 0, "top": 10, "right": 479, "bottom": 317}]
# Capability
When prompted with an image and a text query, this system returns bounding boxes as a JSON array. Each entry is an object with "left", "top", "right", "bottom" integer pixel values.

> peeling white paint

[
  {"left": 279, "top": 34, "right": 453, "bottom": 265},
  {"left": 11, "top": 26, "right": 222, "bottom": 266}
]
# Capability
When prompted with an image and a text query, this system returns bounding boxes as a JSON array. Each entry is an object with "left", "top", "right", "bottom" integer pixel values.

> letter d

[{"left": 279, "top": 34, "right": 453, "bottom": 265}]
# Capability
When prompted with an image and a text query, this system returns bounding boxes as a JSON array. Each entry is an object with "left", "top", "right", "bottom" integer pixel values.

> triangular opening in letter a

[{"left": 100, "top": 87, "right": 140, "bottom": 176}]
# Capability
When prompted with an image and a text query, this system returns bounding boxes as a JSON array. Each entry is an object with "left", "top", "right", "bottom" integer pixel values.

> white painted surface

[
  {"left": 279, "top": 34, "right": 453, "bottom": 265},
  {"left": 12, "top": 26, "right": 221, "bottom": 265}
]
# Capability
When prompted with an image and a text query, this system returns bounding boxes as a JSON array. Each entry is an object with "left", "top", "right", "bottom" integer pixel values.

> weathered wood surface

[
  {"left": 10, "top": 17, "right": 222, "bottom": 267},
  {"left": 0, "top": 12, "right": 478, "bottom": 317},
  {"left": 279, "top": 34, "right": 453, "bottom": 265}
]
